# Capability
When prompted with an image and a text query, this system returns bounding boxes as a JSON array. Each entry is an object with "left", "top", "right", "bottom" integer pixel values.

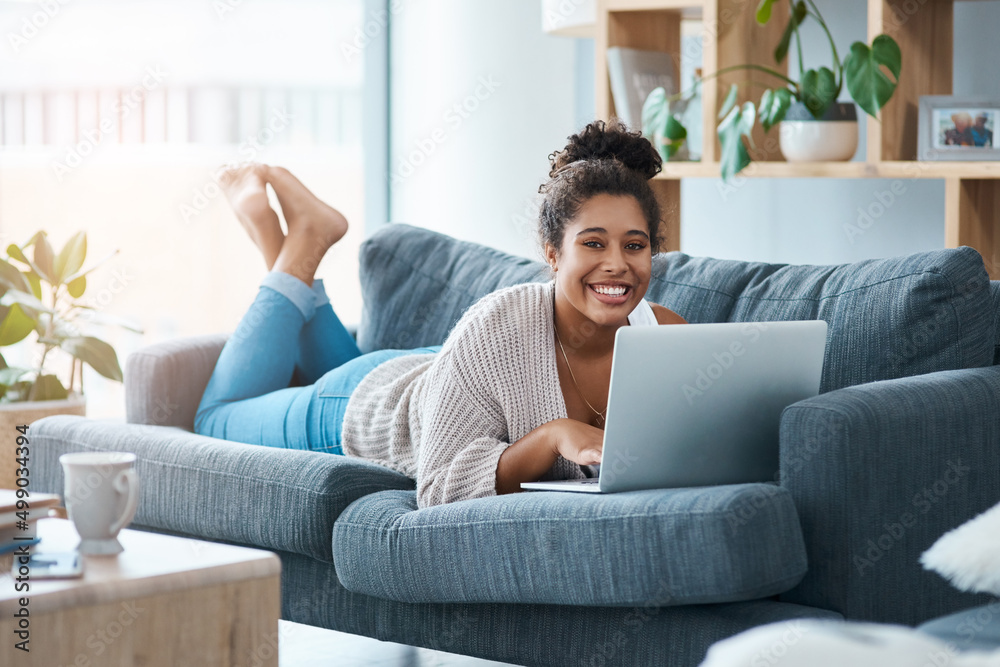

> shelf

[
  {"left": 654, "top": 161, "right": 1000, "bottom": 180},
  {"left": 596, "top": 0, "right": 999, "bottom": 278},
  {"left": 604, "top": 0, "right": 704, "bottom": 17}
]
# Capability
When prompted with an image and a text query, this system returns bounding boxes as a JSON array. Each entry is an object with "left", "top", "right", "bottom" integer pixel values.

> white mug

[{"left": 59, "top": 452, "right": 140, "bottom": 555}]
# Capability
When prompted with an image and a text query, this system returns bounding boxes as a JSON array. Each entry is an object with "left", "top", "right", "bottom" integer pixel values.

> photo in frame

[{"left": 918, "top": 95, "right": 1000, "bottom": 161}]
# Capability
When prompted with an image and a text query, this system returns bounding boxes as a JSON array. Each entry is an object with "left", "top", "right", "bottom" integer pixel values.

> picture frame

[{"left": 918, "top": 95, "right": 1000, "bottom": 161}]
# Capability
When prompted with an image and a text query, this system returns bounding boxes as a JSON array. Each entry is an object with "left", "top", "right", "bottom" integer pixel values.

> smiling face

[{"left": 544, "top": 193, "right": 653, "bottom": 330}]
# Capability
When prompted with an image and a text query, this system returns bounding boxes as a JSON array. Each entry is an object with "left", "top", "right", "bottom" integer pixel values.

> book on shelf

[{"left": 606, "top": 46, "right": 677, "bottom": 133}]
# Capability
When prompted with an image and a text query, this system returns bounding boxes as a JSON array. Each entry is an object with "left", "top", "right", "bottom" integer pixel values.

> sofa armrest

[
  {"left": 28, "top": 415, "right": 415, "bottom": 563},
  {"left": 776, "top": 366, "right": 1000, "bottom": 625},
  {"left": 125, "top": 326, "right": 360, "bottom": 430},
  {"left": 124, "top": 333, "right": 228, "bottom": 429}
]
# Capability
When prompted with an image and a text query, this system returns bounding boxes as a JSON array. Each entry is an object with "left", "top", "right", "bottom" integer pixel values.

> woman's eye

[{"left": 583, "top": 241, "right": 646, "bottom": 249}]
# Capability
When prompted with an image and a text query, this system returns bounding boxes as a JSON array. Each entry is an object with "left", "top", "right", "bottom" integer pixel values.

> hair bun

[{"left": 547, "top": 118, "right": 662, "bottom": 180}]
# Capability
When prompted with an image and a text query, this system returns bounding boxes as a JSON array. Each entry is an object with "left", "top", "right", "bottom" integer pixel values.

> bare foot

[
  {"left": 266, "top": 166, "right": 349, "bottom": 247},
  {"left": 220, "top": 164, "right": 284, "bottom": 270}
]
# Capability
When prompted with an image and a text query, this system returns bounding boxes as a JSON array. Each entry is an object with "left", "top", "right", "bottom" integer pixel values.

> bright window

[{"left": 0, "top": 0, "right": 373, "bottom": 418}]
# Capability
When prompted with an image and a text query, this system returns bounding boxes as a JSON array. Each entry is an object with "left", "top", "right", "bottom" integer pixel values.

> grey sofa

[{"left": 29, "top": 223, "right": 1000, "bottom": 666}]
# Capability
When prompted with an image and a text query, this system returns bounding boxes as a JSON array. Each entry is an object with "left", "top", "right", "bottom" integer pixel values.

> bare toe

[
  {"left": 220, "top": 163, "right": 284, "bottom": 269},
  {"left": 266, "top": 166, "right": 348, "bottom": 246}
]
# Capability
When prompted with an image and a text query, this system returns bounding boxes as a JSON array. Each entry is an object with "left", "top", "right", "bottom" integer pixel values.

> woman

[{"left": 195, "top": 119, "right": 687, "bottom": 508}]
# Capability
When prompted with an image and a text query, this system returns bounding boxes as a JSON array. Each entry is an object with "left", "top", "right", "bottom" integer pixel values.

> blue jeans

[{"left": 194, "top": 271, "right": 441, "bottom": 454}]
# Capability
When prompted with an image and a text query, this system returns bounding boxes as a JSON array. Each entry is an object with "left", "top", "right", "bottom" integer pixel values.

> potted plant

[
  {"left": 642, "top": 0, "right": 902, "bottom": 180},
  {"left": 0, "top": 231, "right": 140, "bottom": 487}
]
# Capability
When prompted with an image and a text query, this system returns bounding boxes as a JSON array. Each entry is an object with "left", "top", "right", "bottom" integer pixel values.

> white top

[
  {"left": 340, "top": 280, "right": 661, "bottom": 508},
  {"left": 627, "top": 296, "right": 658, "bottom": 326}
]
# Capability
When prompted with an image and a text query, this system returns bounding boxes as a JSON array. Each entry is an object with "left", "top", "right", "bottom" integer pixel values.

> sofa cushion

[
  {"left": 331, "top": 483, "right": 808, "bottom": 606},
  {"left": 359, "top": 224, "right": 995, "bottom": 392},
  {"left": 991, "top": 281, "right": 1000, "bottom": 365},
  {"left": 356, "top": 224, "right": 549, "bottom": 353},
  {"left": 648, "top": 249, "right": 995, "bottom": 392}
]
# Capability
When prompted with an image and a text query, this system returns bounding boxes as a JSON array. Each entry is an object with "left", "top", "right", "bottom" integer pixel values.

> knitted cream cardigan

[{"left": 341, "top": 280, "right": 601, "bottom": 508}]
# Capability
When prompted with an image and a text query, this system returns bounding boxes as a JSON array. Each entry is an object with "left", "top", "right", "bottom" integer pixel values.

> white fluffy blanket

[
  {"left": 700, "top": 619, "right": 1000, "bottom": 667},
  {"left": 921, "top": 501, "right": 1000, "bottom": 596},
  {"left": 699, "top": 501, "right": 1000, "bottom": 666}
]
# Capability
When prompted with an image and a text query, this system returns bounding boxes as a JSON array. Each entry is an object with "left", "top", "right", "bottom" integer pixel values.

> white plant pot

[
  {"left": 779, "top": 102, "right": 859, "bottom": 162},
  {"left": 0, "top": 392, "right": 86, "bottom": 490}
]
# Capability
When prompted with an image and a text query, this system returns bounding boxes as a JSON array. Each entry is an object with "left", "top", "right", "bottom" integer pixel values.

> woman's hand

[
  {"left": 494, "top": 418, "right": 603, "bottom": 495},
  {"left": 546, "top": 418, "right": 604, "bottom": 466}
]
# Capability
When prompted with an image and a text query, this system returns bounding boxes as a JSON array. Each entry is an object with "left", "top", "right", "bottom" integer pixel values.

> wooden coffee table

[{"left": 0, "top": 517, "right": 281, "bottom": 666}]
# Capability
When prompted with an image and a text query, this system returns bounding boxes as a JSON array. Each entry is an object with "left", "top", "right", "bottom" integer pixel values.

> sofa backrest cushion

[
  {"left": 992, "top": 281, "right": 1000, "bottom": 365},
  {"left": 358, "top": 224, "right": 995, "bottom": 392},
  {"left": 646, "top": 249, "right": 995, "bottom": 392},
  {"left": 356, "top": 224, "right": 549, "bottom": 353}
]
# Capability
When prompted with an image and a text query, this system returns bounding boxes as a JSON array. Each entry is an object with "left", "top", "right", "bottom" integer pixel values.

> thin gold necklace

[{"left": 553, "top": 325, "right": 606, "bottom": 427}]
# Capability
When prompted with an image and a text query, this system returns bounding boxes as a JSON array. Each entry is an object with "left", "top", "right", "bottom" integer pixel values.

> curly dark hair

[{"left": 538, "top": 119, "right": 663, "bottom": 260}]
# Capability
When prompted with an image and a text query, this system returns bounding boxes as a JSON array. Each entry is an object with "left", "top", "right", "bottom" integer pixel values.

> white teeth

[{"left": 592, "top": 285, "right": 627, "bottom": 296}]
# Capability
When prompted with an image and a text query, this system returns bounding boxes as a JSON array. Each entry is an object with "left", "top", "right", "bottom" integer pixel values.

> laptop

[{"left": 520, "top": 320, "right": 828, "bottom": 493}]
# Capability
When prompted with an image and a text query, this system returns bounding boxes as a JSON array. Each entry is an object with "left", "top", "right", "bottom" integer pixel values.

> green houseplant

[
  {"left": 0, "top": 230, "right": 140, "bottom": 403},
  {"left": 642, "top": 0, "right": 902, "bottom": 180}
]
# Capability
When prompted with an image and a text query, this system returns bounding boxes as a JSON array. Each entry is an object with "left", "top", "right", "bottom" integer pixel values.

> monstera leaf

[
  {"left": 718, "top": 83, "right": 739, "bottom": 120},
  {"left": 642, "top": 86, "right": 671, "bottom": 136},
  {"left": 759, "top": 88, "right": 793, "bottom": 132},
  {"left": 844, "top": 35, "right": 902, "bottom": 118},
  {"left": 756, "top": 0, "right": 778, "bottom": 23},
  {"left": 718, "top": 101, "right": 756, "bottom": 182},
  {"left": 800, "top": 66, "right": 839, "bottom": 118},
  {"left": 661, "top": 115, "right": 688, "bottom": 158},
  {"left": 642, "top": 86, "right": 691, "bottom": 160},
  {"left": 774, "top": 1, "right": 807, "bottom": 64}
]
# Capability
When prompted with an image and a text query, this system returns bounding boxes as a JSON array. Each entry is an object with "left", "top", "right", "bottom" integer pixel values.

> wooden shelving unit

[{"left": 596, "top": 0, "right": 1000, "bottom": 278}]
